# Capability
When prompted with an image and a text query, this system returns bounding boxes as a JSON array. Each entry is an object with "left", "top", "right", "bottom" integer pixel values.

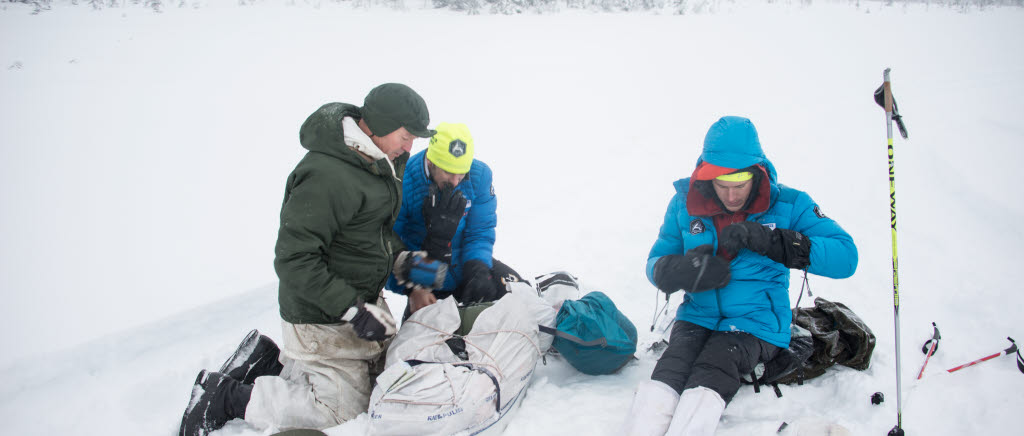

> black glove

[
  {"left": 393, "top": 250, "right": 448, "bottom": 290},
  {"left": 652, "top": 244, "right": 731, "bottom": 294},
  {"left": 769, "top": 228, "right": 811, "bottom": 269},
  {"left": 721, "top": 221, "right": 811, "bottom": 269},
  {"left": 340, "top": 300, "right": 397, "bottom": 341},
  {"left": 422, "top": 185, "right": 467, "bottom": 262},
  {"left": 459, "top": 259, "right": 504, "bottom": 303},
  {"left": 720, "top": 221, "right": 774, "bottom": 255}
]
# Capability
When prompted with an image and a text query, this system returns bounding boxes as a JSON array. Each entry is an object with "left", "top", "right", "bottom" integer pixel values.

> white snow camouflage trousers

[{"left": 244, "top": 298, "right": 391, "bottom": 431}]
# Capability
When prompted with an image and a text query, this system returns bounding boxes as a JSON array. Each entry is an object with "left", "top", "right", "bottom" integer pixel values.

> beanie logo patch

[
  {"left": 449, "top": 139, "right": 467, "bottom": 158},
  {"left": 813, "top": 205, "right": 828, "bottom": 219},
  {"left": 689, "top": 219, "right": 706, "bottom": 235}
]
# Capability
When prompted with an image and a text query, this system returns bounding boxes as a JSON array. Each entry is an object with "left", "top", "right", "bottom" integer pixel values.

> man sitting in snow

[
  {"left": 387, "top": 121, "right": 524, "bottom": 316},
  {"left": 622, "top": 116, "right": 858, "bottom": 436},
  {"left": 178, "top": 83, "right": 435, "bottom": 435}
]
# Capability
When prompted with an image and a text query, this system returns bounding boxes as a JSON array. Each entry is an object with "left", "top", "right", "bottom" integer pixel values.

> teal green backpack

[{"left": 541, "top": 291, "right": 638, "bottom": 375}]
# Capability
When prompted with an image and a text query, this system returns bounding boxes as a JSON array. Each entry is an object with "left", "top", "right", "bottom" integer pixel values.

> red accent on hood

[
  {"left": 693, "top": 162, "right": 739, "bottom": 181},
  {"left": 686, "top": 165, "right": 771, "bottom": 217}
]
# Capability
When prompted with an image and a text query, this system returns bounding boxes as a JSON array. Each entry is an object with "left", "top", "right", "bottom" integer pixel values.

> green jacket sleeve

[{"left": 274, "top": 169, "right": 361, "bottom": 319}]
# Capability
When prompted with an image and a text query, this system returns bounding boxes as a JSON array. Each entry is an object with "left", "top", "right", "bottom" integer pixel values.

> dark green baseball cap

[{"left": 361, "top": 83, "right": 435, "bottom": 138}]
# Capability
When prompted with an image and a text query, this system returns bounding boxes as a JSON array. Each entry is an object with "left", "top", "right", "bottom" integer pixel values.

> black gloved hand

[
  {"left": 720, "top": 221, "right": 774, "bottom": 255},
  {"left": 459, "top": 259, "right": 504, "bottom": 303},
  {"left": 652, "top": 244, "right": 731, "bottom": 294},
  {"left": 422, "top": 185, "right": 467, "bottom": 262},
  {"left": 721, "top": 221, "right": 811, "bottom": 269},
  {"left": 768, "top": 228, "right": 811, "bottom": 269},
  {"left": 340, "top": 300, "right": 397, "bottom": 342}
]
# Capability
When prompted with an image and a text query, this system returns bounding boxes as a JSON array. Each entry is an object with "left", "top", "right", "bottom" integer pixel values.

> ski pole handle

[{"left": 883, "top": 69, "right": 895, "bottom": 114}]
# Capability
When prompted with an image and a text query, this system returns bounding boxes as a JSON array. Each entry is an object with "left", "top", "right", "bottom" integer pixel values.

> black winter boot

[
  {"left": 179, "top": 370, "right": 253, "bottom": 436},
  {"left": 219, "top": 329, "right": 284, "bottom": 384}
]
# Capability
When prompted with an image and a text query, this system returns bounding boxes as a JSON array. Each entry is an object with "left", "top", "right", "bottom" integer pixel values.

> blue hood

[{"left": 695, "top": 116, "right": 778, "bottom": 185}]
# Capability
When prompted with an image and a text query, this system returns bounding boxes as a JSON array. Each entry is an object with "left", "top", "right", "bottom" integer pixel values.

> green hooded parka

[{"left": 274, "top": 103, "right": 408, "bottom": 324}]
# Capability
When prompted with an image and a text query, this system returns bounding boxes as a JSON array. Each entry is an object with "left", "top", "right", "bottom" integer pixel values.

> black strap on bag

[
  {"left": 747, "top": 373, "right": 794, "bottom": 398},
  {"left": 537, "top": 325, "right": 608, "bottom": 347}
]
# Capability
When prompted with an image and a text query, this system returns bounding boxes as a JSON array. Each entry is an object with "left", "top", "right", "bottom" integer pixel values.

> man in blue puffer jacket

[
  {"left": 622, "top": 116, "right": 858, "bottom": 436},
  {"left": 386, "top": 122, "right": 523, "bottom": 316}
]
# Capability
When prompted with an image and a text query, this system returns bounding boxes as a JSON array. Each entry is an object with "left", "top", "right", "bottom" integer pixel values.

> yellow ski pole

[{"left": 875, "top": 67, "right": 909, "bottom": 436}]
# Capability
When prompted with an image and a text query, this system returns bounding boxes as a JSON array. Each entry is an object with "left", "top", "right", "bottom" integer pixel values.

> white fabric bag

[{"left": 368, "top": 290, "right": 557, "bottom": 436}]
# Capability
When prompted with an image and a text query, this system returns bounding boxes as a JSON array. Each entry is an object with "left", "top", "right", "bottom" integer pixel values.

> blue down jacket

[
  {"left": 387, "top": 150, "right": 497, "bottom": 293},
  {"left": 646, "top": 116, "right": 858, "bottom": 348}
]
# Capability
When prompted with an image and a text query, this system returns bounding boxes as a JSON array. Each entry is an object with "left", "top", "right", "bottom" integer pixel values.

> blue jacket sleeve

[
  {"left": 789, "top": 192, "right": 858, "bottom": 279},
  {"left": 646, "top": 193, "right": 687, "bottom": 285},
  {"left": 461, "top": 163, "right": 497, "bottom": 267}
]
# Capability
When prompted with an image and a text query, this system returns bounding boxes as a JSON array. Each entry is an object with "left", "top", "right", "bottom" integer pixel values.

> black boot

[
  {"left": 219, "top": 329, "right": 284, "bottom": 384},
  {"left": 179, "top": 370, "right": 253, "bottom": 436}
]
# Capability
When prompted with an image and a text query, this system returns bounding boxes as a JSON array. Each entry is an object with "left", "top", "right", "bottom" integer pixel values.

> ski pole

[
  {"left": 946, "top": 337, "right": 1024, "bottom": 375},
  {"left": 650, "top": 290, "right": 669, "bottom": 332},
  {"left": 916, "top": 322, "right": 941, "bottom": 380},
  {"left": 874, "top": 67, "right": 909, "bottom": 436}
]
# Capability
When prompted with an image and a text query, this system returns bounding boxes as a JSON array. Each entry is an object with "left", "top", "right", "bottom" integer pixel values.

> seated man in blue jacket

[
  {"left": 622, "top": 116, "right": 858, "bottom": 436},
  {"left": 388, "top": 122, "right": 522, "bottom": 316}
]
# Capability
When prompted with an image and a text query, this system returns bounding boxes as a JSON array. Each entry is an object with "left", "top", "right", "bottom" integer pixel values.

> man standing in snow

[
  {"left": 178, "top": 83, "right": 435, "bottom": 435},
  {"left": 387, "top": 121, "right": 523, "bottom": 316},
  {"left": 622, "top": 116, "right": 858, "bottom": 436}
]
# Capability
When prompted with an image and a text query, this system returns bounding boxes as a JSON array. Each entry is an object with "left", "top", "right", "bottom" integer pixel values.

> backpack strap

[
  {"left": 538, "top": 325, "right": 608, "bottom": 347},
  {"left": 749, "top": 373, "right": 784, "bottom": 398}
]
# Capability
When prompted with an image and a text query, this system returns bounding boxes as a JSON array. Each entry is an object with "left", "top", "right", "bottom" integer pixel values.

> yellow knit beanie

[{"left": 426, "top": 122, "right": 474, "bottom": 174}]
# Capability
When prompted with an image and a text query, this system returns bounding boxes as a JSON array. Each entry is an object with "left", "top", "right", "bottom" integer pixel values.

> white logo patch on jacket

[{"left": 689, "top": 219, "right": 706, "bottom": 235}]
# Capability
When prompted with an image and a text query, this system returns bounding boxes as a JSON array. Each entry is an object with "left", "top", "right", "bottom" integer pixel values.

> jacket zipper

[
  {"left": 714, "top": 289, "right": 724, "bottom": 331},
  {"left": 375, "top": 226, "right": 390, "bottom": 296},
  {"left": 375, "top": 174, "right": 399, "bottom": 295},
  {"left": 711, "top": 220, "right": 725, "bottom": 331}
]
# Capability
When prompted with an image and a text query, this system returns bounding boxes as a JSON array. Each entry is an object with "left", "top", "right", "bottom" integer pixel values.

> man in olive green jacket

[{"left": 179, "top": 83, "right": 435, "bottom": 436}]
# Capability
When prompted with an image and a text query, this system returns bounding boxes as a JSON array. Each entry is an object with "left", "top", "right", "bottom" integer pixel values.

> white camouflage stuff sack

[
  {"left": 367, "top": 286, "right": 558, "bottom": 436},
  {"left": 533, "top": 271, "right": 581, "bottom": 314}
]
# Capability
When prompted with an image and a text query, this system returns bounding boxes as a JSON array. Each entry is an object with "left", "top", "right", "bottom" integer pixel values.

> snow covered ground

[{"left": 2, "top": 1, "right": 1023, "bottom": 435}]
